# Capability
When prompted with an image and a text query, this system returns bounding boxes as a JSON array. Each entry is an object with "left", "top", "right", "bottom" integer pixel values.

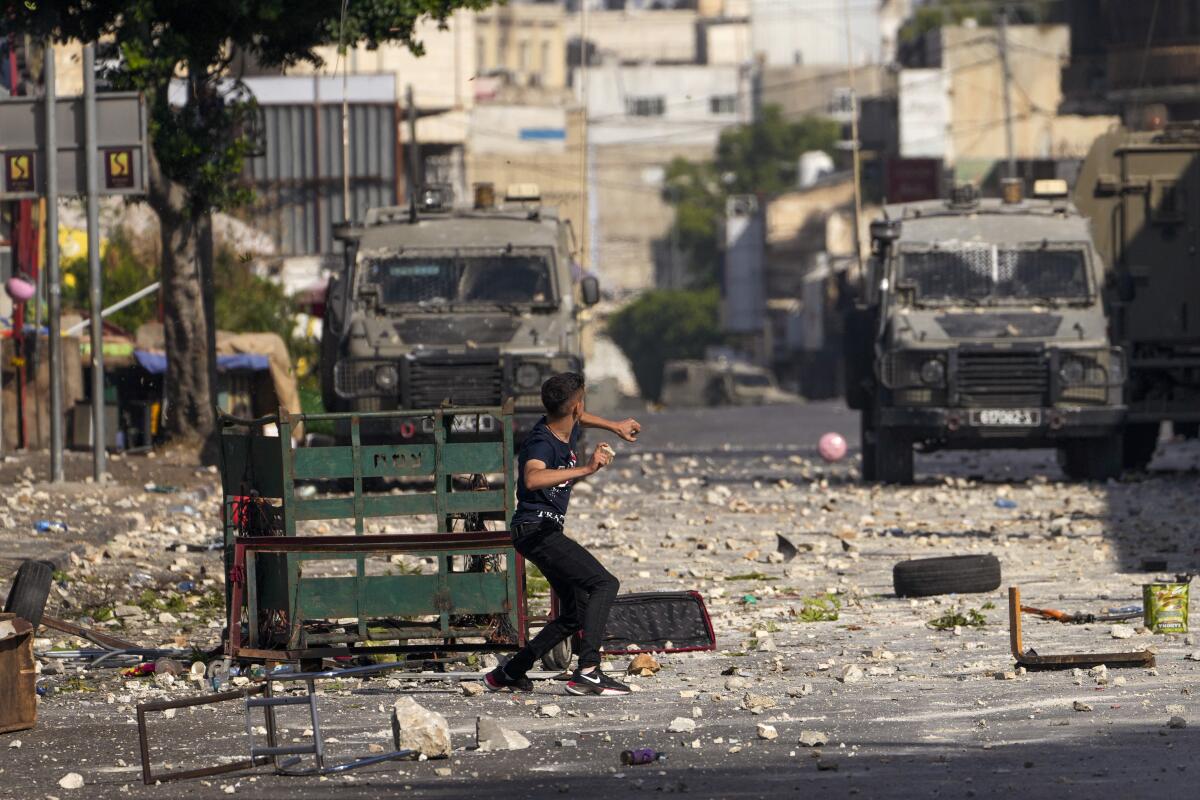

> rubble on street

[{"left": 3, "top": 406, "right": 1200, "bottom": 798}]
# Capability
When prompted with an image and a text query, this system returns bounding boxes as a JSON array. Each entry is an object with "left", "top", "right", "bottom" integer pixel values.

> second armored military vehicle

[
  {"left": 321, "top": 184, "right": 599, "bottom": 444},
  {"left": 1075, "top": 123, "right": 1200, "bottom": 469},
  {"left": 844, "top": 183, "right": 1126, "bottom": 484}
]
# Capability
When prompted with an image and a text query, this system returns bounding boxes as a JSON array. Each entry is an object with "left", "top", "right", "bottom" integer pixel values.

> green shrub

[{"left": 607, "top": 288, "right": 725, "bottom": 401}]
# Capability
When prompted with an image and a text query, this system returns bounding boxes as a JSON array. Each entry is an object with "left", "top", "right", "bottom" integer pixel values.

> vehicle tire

[
  {"left": 1122, "top": 423, "right": 1160, "bottom": 471},
  {"left": 893, "top": 554, "right": 1002, "bottom": 598},
  {"left": 1175, "top": 421, "right": 1199, "bottom": 440},
  {"left": 541, "top": 637, "right": 573, "bottom": 671},
  {"left": 874, "top": 427, "right": 914, "bottom": 485},
  {"left": 4, "top": 559, "right": 54, "bottom": 627},
  {"left": 859, "top": 411, "right": 877, "bottom": 483},
  {"left": 1059, "top": 436, "right": 1123, "bottom": 481}
]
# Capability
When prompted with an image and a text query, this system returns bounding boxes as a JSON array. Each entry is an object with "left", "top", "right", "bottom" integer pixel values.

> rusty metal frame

[
  {"left": 136, "top": 686, "right": 271, "bottom": 785},
  {"left": 1008, "top": 587, "right": 1156, "bottom": 669},
  {"left": 227, "top": 531, "right": 527, "bottom": 659}
]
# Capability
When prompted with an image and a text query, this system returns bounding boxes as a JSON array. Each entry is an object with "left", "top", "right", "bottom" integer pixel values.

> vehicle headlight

[
  {"left": 1058, "top": 358, "right": 1085, "bottom": 386},
  {"left": 515, "top": 363, "right": 543, "bottom": 390},
  {"left": 919, "top": 358, "right": 946, "bottom": 386},
  {"left": 374, "top": 364, "right": 399, "bottom": 391}
]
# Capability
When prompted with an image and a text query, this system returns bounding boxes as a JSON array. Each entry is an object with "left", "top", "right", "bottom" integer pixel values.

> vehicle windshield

[
  {"left": 896, "top": 245, "right": 1089, "bottom": 304},
  {"left": 364, "top": 252, "right": 555, "bottom": 307}
]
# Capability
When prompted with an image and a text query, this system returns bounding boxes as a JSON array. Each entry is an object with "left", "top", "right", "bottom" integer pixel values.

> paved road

[{"left": 4, "top": 401, "right": 1200, "bottom": 800}]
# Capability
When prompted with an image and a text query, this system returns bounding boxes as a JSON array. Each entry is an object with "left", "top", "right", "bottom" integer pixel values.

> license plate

[{"left": 970, "top": 408, "right": 1041, "bottom": 427}]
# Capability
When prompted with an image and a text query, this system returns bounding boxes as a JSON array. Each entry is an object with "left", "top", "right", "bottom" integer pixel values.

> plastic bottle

[
  {"left": 34, "top": 520, "right": 69, "bottom": 533},
  {"left": 620, "top": 748, "right": 666, "bottom": 766}
]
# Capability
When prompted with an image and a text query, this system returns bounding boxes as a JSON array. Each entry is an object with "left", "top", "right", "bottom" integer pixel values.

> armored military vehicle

[
  {"left": 844, "top": 183, "right": 1125, "bottom": 484},
  {"left": 1074, "top": 123, "right": 1200, "bottom": 469},
  {"left": 321, "top": 184, "right": 599, "bottom": 444}
]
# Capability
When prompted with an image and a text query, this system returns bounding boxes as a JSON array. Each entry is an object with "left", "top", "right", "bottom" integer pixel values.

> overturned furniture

[
  {"left": 1008, "top": 587, "right": 1155, "bottom": 670},
  {"left": 222, "top": 404, "right": 529, "bottom": 663}
]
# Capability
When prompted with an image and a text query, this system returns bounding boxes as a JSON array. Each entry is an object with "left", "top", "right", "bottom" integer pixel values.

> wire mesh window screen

[
  {"left": 996, "top": 250, "right": 1088, "bottom": 299},
  {"left": 900, "top": 247, "right": 993, "bottom": 299},
  {"left": 900, "top": 247, "right": 1088, "bottom": 301}
]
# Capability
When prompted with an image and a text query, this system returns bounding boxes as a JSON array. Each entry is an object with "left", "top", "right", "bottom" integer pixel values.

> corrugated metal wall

[{"left": 243, "top": 103, "right": 398, "bottom": 256}]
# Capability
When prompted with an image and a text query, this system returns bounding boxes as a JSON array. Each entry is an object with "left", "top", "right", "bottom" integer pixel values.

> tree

[
  {"left": 664, "top": 107, "right": 840, "bottom": 287},
  {"left": 607, "top": 288, "right": 724, "bottom": 402},
  {"left": 9, "top": 0, "right": 491, "bottom": 442}
]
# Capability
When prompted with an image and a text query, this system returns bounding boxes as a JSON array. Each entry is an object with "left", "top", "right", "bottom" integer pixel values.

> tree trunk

[{"left": 147, "top": 138, "right": 215, "bottom": 442}]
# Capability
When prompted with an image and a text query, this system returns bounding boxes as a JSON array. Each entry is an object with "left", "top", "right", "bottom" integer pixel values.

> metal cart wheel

[{"left": 542, "top": 638, "right": 573, "bottom": 671}]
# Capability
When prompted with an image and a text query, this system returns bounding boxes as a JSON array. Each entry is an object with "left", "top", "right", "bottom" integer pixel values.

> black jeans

[{"left": 505, "top": 518, "right": 619, "bottom": 676}]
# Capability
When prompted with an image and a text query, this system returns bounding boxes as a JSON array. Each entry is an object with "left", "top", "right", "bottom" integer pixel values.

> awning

[{"left": 134, "top": 350, "right": 270, "bottom": 376}]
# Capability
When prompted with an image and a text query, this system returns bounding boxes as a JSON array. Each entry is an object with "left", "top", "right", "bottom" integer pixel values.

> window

[
  {"left": 625, "top": 96, "right": 666, "bottom": 117},
  {"left": 709, "top": 95, "right": 737, "bottom": 115},
  {"left": 540, "top": 41, "right": 551, "bottom": 73},
  {"left": 477, "top": 37, "right": 487, "bottom": 71},
  {"left": 518, "top": 41, "right": 530, "bottom": 72},
  {"left": 897, "top": 246, "right": 1089, "bottom": 303}
]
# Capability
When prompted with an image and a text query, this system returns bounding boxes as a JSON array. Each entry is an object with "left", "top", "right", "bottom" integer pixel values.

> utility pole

[
  {"left": 44, "top": 41, "right": 63, "bottom": 482},
  {"left": 83, "top": 43, "right": 105, "bottom": 481},
  {"left": 998, "top": 7, "right": 1016, "bottom": 180},
  {"left": 405, "top": 83, "right": 419, "bottom": 217},
  {"left": 843, "top": 0, "right": 864, "bottom": 277}
]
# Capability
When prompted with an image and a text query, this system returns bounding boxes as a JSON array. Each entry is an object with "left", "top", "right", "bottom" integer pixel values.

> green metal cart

[{"left": 220, "top": 404, "right": 530, "bottom": 663}]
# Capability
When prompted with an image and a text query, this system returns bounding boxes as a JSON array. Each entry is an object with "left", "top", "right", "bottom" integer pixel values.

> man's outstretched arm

[{"left": 580, "top": 412, "right": 641, "bottom": 443}]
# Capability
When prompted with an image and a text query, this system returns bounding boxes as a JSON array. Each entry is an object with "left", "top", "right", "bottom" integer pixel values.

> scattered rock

[
  {"left": 1072, "top": 701, "right": 1093, "bottom": 712},
  {"left": 798, "top": 730, "right": 829, "bottom": 747},
  {"left": 756, "top": 723, "right": 778, "bottom": 740},
  {"left": 58, "top": 773, "right": 85, "bottom": 790},
  {"left": 995, "top": 670, "right": 1016, "bottom": 681},
  {"left": 787, "top": 683, "right": 814, "bottom": 698},
  {"left": 435, "top": 767, "right": 453, "bottom": 777},
  {"left": 391, "top": 697, "right": 451, "bottom": 759},
  {"left": 741, "top": 692, "right": 777, "bottom": 712},
  {"left": 724, "top": 676, "right": 747, "bottom": 691},
  {"left": 668, "top": 717, "right": 697, "bottom": 733},
  {"left": 113, "top": 604, "right": 144, "bottom": 619},
  {"left": 1169, "top": 716, "right": 1187, "bottom": 729},
  {"left": 537, "top": 704, "right": 561, "bottom": 719},
  {"left": 476, "top": 717, "right": 530, "bottom": 751},
  {"left": 1185, "top": 651, "right": 1200, "bottom": 662},
  {"left": 838, "top": 664, "right": 864, "bottom": 684},
  {"left": 1110, "top": 624, "right": 1135, "bottom": 640},
  {"left": 461, "top": 682, "right": 485, "bottom": 697},
  {"left": 8, "top": 739, "right": 21, "bottom": 749},
  {"left": 628, "top": 653, "right": 661, "bottom": 677}
]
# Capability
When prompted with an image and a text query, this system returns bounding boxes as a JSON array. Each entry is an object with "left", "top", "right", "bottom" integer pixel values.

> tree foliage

[
  {"left": 62, "top": 232, "right": 295, "bottom": 344},
  {"left": 607, "top": 288, "right": 725, "bottom": 402},
  {"left": 5, "top": 0, "right": 493, "bottom": 439},
  {"left": 664, "top": 107, "right": 839, "bottom": 287},
  {"left": 897, "top": 0, "right": 1056, "bottom": 44}
]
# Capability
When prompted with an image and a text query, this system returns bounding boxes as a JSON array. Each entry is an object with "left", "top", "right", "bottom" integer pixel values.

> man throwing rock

[{"left": 485, "top": 372, "right": 641, "bottom": 696}]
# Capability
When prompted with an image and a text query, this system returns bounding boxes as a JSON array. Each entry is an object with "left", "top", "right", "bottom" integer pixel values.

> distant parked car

[{"left": 660, "top": 359, "right": 800, "bottom": 407}]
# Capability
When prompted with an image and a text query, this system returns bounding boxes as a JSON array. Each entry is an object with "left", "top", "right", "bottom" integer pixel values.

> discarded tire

[
  {"left": 3, "top": 559, "right": 54, "bottom": 627},
  {"left": 892, "top": 554, "right": 1001, "bottom": 598}
]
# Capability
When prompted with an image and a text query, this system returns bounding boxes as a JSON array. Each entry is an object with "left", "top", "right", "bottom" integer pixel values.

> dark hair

[{"left": 541, "top": 372, "right": 585, "bottom": 417}]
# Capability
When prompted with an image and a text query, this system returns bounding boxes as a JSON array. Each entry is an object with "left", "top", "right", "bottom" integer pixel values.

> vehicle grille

[
  {"left": 407, "top": 357, "right": 503, "bottom": 407},
  {"left": 955, "top": 351, "right": 1047, "bottom": 407}
]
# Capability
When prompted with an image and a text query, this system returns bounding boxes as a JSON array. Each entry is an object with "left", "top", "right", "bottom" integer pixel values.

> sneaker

[
  {"left": 484, "top": 666, "right": 534, "bottom": 693},
  {"left": 565, "top": 666, "right": 631, "bottom": 696}
]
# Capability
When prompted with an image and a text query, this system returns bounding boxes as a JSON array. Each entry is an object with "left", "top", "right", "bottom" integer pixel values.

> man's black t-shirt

[{"left": 512, "top": 418, "right": 581, "bottom": 527}]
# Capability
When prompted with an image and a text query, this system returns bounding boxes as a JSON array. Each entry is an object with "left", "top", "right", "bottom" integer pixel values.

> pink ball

[
  {"left": 5, "top": 276, "right": 35, "bottom": 303},
  {"left": 818, "top": 432, "right": 847, "bottom": 462}
]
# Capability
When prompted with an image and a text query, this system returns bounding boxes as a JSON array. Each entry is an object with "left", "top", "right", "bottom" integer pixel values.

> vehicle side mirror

[{"left": 580, "top": 275, "right": 600, "bottom": 306}]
